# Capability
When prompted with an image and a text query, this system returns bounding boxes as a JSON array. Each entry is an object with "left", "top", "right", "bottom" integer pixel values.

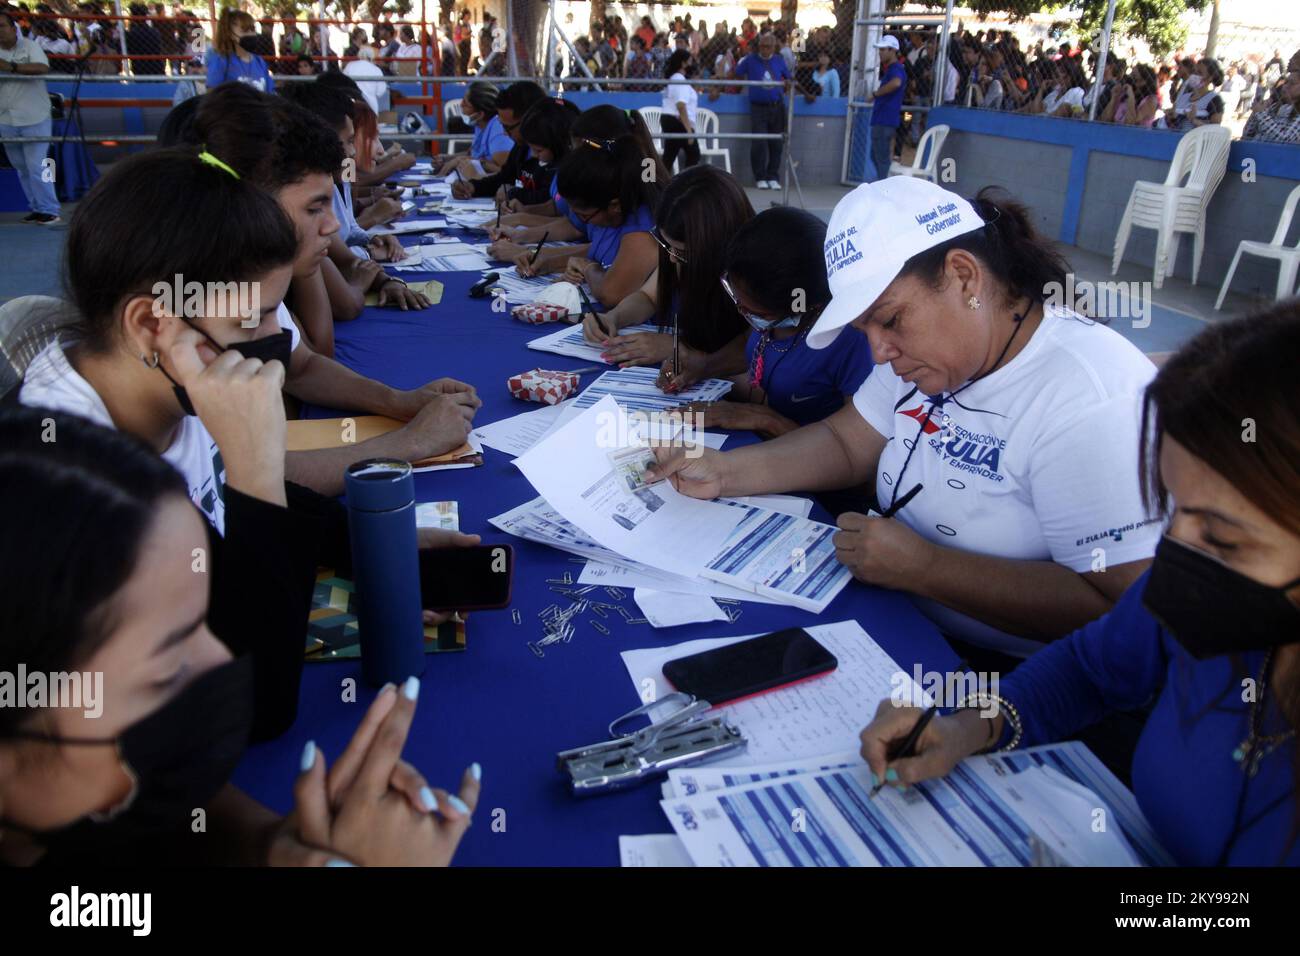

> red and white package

[
  {"left": 507, "top": 368, "right": 579, "bottom": 405},
  {"left": 511, "top": 303, "right": 569, "bottom": 325}
]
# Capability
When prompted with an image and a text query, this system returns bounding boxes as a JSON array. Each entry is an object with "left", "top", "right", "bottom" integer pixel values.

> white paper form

[
  {"left": 622, "top": 621, "right": 931, "bottom": 767},
  {"left": 660, "top": 744, "right": 1152, "bottom": 868},
  {"left": 700, "top": 505, "right": 852, "bottom": 613},
  {"left": 526, "top": 321, "right": 663, "bottom": 364},
  {"left": 633, "top": 589, "right": 728, "bottom": 628},
  {"left": 470, "top": 400, "right": 572, "bottom": 457},
  {"left": 514, "top": 396, "right": 746, "bottom": 580},
  {"left": 619, "top": 835, "right": 694, "bottom": 867},
  {"left": 370, "top": 218, "right": 450, "bottom": 235},
  {"left": 578, "top": 559, "right": 782, "bottom": 606}
]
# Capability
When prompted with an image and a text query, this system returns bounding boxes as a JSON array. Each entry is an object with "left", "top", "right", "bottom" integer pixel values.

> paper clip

[
  {"left": 591, "top": 605, "right": 608, "bottom": 619},
  {"left": 511, "top": 609, "right": 521, "bottom": 625},
  {"left": 591, "top": 620, "right": 609, "bottom": 635},
  {"left": 528, "top": 642, "right": 544, "bottom": 658},
  {"left": 625, "top": 617, "right": 649, "bottom": 625},
  {"left": 604, "top": 587, "right": 625, "bottom": 600}
]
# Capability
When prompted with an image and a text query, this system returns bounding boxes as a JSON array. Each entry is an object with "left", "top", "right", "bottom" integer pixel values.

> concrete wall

[{"left": 926, "top": 106, "right": 1300, "bottom": 300}]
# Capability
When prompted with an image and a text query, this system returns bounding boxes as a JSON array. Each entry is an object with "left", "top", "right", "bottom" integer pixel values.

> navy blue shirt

[
  {"left": 734, "top": 52, "right": 790, "bottom": 104},
  {"left": 871, "top": 61, "right": 907, "bottom": 127},
  {"left": 1000, "top": 570, "right": 1300, "bottom": 866},
  {"left": 745, "top": 326, "right": 874, "bottom": 426}
]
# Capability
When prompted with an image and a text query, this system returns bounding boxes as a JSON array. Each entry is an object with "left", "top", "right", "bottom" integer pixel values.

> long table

[{"left": 231, "top": 240, "right": 960, "bottom": 866}]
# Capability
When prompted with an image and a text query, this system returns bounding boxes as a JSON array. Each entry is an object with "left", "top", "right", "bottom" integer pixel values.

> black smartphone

[
  {"left": 468, "top": 272, "right": 501, "bottom": 298},
  {"left": 662, "top": 628, "right": 837, "bottom": 706},
  {"left": 418, "top": 545, "right": 514, "bottom": 612}
]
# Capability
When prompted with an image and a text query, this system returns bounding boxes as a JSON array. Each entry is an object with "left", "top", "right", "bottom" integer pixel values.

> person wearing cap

[
  {"left": 648, "top": 177, "right": 1160, "bottom": 661},
  {"left": 866, "top": 35, "right": 907, "bottom": 182},
  {"left": 733, "top": 31, "right": 791, "bottom": 190}
]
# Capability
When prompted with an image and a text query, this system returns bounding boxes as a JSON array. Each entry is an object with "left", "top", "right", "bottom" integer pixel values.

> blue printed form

[{"left": 662, "top": 742, "right": 1172, "bottom": 867}]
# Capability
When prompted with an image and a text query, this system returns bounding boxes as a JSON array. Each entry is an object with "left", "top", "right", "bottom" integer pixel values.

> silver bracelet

[{"left": 954, "top": 693, "right": 1023, "bottom": 753}]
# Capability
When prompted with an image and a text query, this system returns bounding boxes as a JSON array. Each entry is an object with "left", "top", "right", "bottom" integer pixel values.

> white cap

[
  {"left": 808, "top": 177, "right": 985, "bottom": 350},
  {"left": 874, "top": 35, "right": 900, "bottom": 51}
]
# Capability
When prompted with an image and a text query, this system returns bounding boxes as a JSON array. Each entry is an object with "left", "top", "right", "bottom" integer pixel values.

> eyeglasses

[
  {"left": 720, "top": 273, "right": 790, "bottom": 328},
  {"left": 651, "top": 227, "right": 687, "bottom": 265}
]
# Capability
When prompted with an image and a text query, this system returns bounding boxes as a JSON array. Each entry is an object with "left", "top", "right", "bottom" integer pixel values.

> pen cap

[{"left": 344, "top": 458, "right": 415, "bottom": 513}]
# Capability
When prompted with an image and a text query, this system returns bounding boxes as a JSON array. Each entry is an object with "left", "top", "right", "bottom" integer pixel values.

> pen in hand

[
  {"left": 530, "top": 231, "right": 549, "bottom": 265},
  {"left": 869, "top": 659, "right": 970, "bottom": 799}
]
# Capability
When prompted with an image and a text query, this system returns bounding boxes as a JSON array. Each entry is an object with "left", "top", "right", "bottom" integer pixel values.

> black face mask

[
  {"left": 1143, "top": 535, "right": 1300, "bottom": 660},
  {"left": 160, "top": 327, "right": 293, "bottom": 417},
  {"left": 1, "top": 656, "right": 254, "bottom": 864},
  {"left": 238, "top": 34, "right": 260, "bottom": 53}
]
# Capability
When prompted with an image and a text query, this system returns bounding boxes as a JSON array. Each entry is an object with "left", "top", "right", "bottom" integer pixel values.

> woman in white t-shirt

[
  {"left": 649, "top": 178, "right": 1160, "bottom": 658},
  {"left": 660, "top": 49, "right": 700, "bottom": 173},
  {"left": 1025, "top": 58, "right": 1085, "bottom": 117}
]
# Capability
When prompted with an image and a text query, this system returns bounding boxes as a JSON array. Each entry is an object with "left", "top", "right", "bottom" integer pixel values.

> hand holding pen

[{"left": 831, "top": 484, "right": 935, "bottom": 592}]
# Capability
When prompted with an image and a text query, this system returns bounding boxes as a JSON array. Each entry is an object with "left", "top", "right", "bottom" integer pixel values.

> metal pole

[
  {"left": 114, "top": 0, "right": 129, "bottom": 74},
  {"left": 317, "top": 0, "right": 329, "bottom": 70},
  {"left": 933, "top": 0, "right": 956, "bottom": 109},
  {"left": 543, "top": 0, "right": 557, "bottom": 93},
  {"left": 1088, "top": 0, "right": 1118, "bottom": 121},
  {"left": 781, "top": 77, "right": 795, "bottom": 203},
  {"left": 552, "top": 18, "right": 595, "bottom": 82},
  {"left": 505, "top": 0, "right": 518, "bottom": 78}
]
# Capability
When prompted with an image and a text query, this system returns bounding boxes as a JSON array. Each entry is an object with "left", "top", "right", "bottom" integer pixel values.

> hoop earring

[
  {"left": 141, "top": 351, "right": 159, "bottom": 369},
  {"left": 967, "top": 295, "right": 981, "bottom": 310}
]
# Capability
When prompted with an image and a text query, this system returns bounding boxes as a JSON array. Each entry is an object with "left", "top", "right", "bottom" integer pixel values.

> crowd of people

[{"left": 891, "top": 24, "right": 1300, "bottom": 147}]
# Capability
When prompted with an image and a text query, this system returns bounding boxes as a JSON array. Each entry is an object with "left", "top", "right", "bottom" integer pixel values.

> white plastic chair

[
  {"left": 442, "top": 99, "right": 472, "bottom": 155},
  {"left": 1111, "top": 124, "right": 1231, "bottom": 289},
  {"left": 0, "top": 295, "right": 71, "bottom": 399},
  {"left": 637, "top": 105, "right": 665, "bottom": 155},
  {"left": 695, "top": 107, "right": 731, "bottom": 173},
  {"left": 1215, "top": 183, "right": 1300, "bottom": 309},
  {"left": 889, "top": 124, "right": 949, "bottom": 182}
]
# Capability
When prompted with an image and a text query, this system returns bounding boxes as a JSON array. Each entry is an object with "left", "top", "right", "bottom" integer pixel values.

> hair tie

[{"left": 198, "top": 149, "right": 240, "bottom": 180}]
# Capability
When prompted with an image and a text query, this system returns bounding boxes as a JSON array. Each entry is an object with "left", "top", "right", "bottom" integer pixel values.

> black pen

[
  {"left": 578, "top": 286, "right": 609, "bottom": 338},
  {"left": 870, "top": 659, "right": 970, "bottom": 799},
  {"left": 530, "top": 231, "right": 549, "bottom": 265},
  {"left": 881, "top": 482, "right": 922, "bottom": 519},
  {"left": 495, "top": 204, "right": 501, "bottom": 230}
]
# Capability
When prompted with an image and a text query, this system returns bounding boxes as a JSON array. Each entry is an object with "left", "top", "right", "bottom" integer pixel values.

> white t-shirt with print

[
  {"left": 19, "top": 339, "right": 228, "bottom": 535},
  {"left": 851, "top": 305, "right": 1160, "bottom": 655}
]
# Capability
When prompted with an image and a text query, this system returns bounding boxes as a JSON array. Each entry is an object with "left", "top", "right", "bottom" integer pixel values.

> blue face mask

[{"left": 746, "top": 314, "right": 802, "bottom": 332}]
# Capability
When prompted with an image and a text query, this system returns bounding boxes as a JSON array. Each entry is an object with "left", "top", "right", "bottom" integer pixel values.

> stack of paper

[
  {"left": 482, "top": 271, "right": 560, "bottom": 304},
  {"left": 370, "top": 218, "right": 449, "bottom": 236},
  {"left": 510, "top": 396, "right": 852, "bottom": 613}
]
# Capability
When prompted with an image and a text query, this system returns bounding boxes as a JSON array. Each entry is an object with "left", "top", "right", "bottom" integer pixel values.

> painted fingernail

[
  {"left": 870, "top": 771, "right": 880, "bottom": 787},
  {"left": 447, "top": 795, "right": 471, "bottom": 814},
  {"left": 885, "top": 768, "right": 899, "bottom": 782},
  {"left": 326, "top": 858, "right": 356, "bottom": 867},
  {"left": 470, "top": 762, "right": 482, "bottom": 782},
  {"left": 420, "top": 786, "right": 438, "bottom": 813},
  {"left": 380, "top": 682, "right": 395, "bottom": 695},
  {"left": 402, "top": 676, "right": 420, "bottom": 701},
  {"left": 300, "top": 740, "right": 316, "bottom": 773}
]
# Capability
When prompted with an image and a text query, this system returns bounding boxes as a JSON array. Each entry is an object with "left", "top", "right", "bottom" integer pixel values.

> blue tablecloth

[{"left": 231, "top": 234, "right": 959, "bottom": 866}]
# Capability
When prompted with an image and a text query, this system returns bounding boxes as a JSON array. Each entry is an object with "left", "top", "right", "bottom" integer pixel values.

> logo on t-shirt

[{"left": 899, "top": 402, "right": 1007, "bottom": 482}]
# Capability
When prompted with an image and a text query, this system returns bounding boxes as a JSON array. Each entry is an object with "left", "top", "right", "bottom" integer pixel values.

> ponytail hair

[
  {"left": 897, "top": 186, "right": 1070, "bottom": 313},
  {"left": 557, "top": 133, "right": 661, "bottom": 223},
  {"left": 572, "top": 104, "right": 670, "bottom": 184}
]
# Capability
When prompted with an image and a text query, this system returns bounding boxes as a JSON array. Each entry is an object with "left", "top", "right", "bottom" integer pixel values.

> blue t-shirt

[
  {"left": 333, "top": 182, "right": 371, "bottom": 250},
  {"left": 204, "top": 50, "right": 274, "bottom": 93},
  {"left": 734, "top": 53, "right": 790, "bottom": 104},
  {"left": 550, "top": 176, "right": 585, "bottom": 231},
  {"left": 586, "top": 204, "right": 654, "bottom": 270},
  {"left": 871, "top": 61, "right": 907, "bottom": 127},
  {"left": 1000, "top": 570, "right": 1300, "bottom": 866},
  {"left": 471, "top": 115, "right": 513, "bottom": 162},
  {"left": 745, "top": 325, "right": 873, "bottom": 425}
]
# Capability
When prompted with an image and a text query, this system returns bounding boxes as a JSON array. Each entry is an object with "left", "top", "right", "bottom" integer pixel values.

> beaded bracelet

[{"left": 954, "top": 693, "right": 1023, "bottom": 753}]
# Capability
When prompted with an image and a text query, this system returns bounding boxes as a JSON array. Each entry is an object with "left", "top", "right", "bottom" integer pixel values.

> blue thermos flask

[{"left": 344, "top": 458, "right": 426, "bottom": 686}]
